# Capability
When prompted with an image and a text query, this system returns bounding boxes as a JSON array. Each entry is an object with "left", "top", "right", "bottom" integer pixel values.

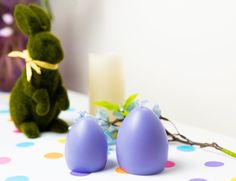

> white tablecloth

[{"left": 0, "top": 91, "right": 235, "bottom": 181}]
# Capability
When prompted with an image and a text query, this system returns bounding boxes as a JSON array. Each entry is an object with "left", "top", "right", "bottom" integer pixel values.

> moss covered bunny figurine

[{"left": 9, "top": 4, "right": 69, "bottom": 138}]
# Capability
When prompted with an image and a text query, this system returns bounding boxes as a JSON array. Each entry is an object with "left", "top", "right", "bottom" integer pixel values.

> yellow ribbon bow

[{"left": 8, "top": 50, "right": 59, "bottom": 82}]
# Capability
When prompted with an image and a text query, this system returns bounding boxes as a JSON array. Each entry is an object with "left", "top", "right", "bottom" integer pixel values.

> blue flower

[
  {"left": 105, "top": 125, "right": 119, "bottom": 145},
  {"left": 152, "top": 104, "right": 161, "bottom": 118},
  {"left": 73, "top": 110, "right": 87, "bottom": 123},
  {"left": 95, "top": 109, "right": 119, "bottom": 146},
  {"left": 96, "top": 108, "right": 110, "bottom": 130},
  {"left": 73, "top": 109, "right": 119, "bottom": 146},
  {"left": 113, "top": 110, "right": 125, "bottom": 120},
  {"left": 126, "top": 101, "right": 139, "bottom": 112}
]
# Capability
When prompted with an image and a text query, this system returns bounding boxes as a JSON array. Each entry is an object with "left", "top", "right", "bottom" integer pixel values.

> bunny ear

[
  {"left": 14, "top": 4, "right": 42, "bottom": 36},
  {"left": 29, "top": 4, "right": 51, "bottom": 32}
]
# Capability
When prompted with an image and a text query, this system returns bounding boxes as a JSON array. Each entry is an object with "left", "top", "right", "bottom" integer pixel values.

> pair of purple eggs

[{"left": 65, "top": 106, "right": 168, "bottom": 175}]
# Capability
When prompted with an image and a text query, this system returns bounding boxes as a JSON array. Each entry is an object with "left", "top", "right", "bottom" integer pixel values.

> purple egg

[
  {"left": 116, "top": 106, "right": 168, "bottom": 175},
  {"left": 65, "top": 116, "right": 107, "bottom": 173}
]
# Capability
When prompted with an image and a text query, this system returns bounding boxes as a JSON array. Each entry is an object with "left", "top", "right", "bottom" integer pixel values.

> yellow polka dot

[
  {"left": 57, "top": 138, "right": 66, "bottom": 144},
  {"left": 44, "top": 152, "right": 63, "bottom": 159},
  {"left": 231, "top": 178, "right": 236, "bottom": 181},
  {"left": 115, "top": 167, "right": 127, "bottom": 174}
]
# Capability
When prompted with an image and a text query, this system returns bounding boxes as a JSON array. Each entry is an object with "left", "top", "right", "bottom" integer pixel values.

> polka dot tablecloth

[{"left": 0, "top": 91, "right": 236, "bottom": 181}]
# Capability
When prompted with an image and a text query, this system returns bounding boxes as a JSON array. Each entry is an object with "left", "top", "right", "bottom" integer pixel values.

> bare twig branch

[
  {"left": 107, "top": 114, "right": 236, "bottom": 158},
  {"left": 161, "top": 116, "right": 236, "bottom": 158}
]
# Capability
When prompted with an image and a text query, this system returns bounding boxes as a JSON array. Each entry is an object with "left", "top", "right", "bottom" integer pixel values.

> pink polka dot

[
  {"left": 165, "top": 161, "right": 176, "bottom": 168},
  {"left": 0, "top": 157, "right": 11, "bottom": 164},
  {"left": 14, "top": 128, "right": 21, "bottom": 133}
]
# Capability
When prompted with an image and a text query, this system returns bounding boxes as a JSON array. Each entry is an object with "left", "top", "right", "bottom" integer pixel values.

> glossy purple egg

[
  {"left": 116, "top": 106, "right": 168, "bottom": 175},
  {"left": 65, "top": 116, "right": 107, "bottom": 173}
]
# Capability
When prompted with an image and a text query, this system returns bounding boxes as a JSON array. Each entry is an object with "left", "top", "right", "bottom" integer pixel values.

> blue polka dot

[
  {"left": 177, "top": 145, "right": 195, "bottom": 152},
  {"left": 16, "top": 142, "right": 35, "bottom": 147},
  {"left": 5, "top": 176, "right": 29, "bottom": 181},
  {"left": 67, "top": 107, "right": 76, "bottom": 112},
  {"left": 0, "top": 109, "right": 9, "bottom": 113}
]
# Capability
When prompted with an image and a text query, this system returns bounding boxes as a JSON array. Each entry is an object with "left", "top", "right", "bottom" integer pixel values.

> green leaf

[
  {"left": 95, "top": 101, "right": 120, "bottom": 111},
  {"left": 123, "top": 93, "right": 139, "bottom": 109},
  {"left": 121, "top": 110, "right": 128, "bottom": 116}
]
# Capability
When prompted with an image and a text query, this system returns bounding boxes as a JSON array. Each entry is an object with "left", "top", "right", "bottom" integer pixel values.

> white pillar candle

[{"left": 89, "top": 53, "right": 125, "bottom": 115}]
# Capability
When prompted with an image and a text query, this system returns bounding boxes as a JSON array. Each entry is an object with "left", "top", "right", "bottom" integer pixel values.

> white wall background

[{"left": 50, "top": 0, "right": 236, "bottom": 138}]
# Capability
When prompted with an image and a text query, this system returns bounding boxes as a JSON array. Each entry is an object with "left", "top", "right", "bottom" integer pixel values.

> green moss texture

[{"left": 10, "top": 4, "right": 69, "bottom": 138}]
